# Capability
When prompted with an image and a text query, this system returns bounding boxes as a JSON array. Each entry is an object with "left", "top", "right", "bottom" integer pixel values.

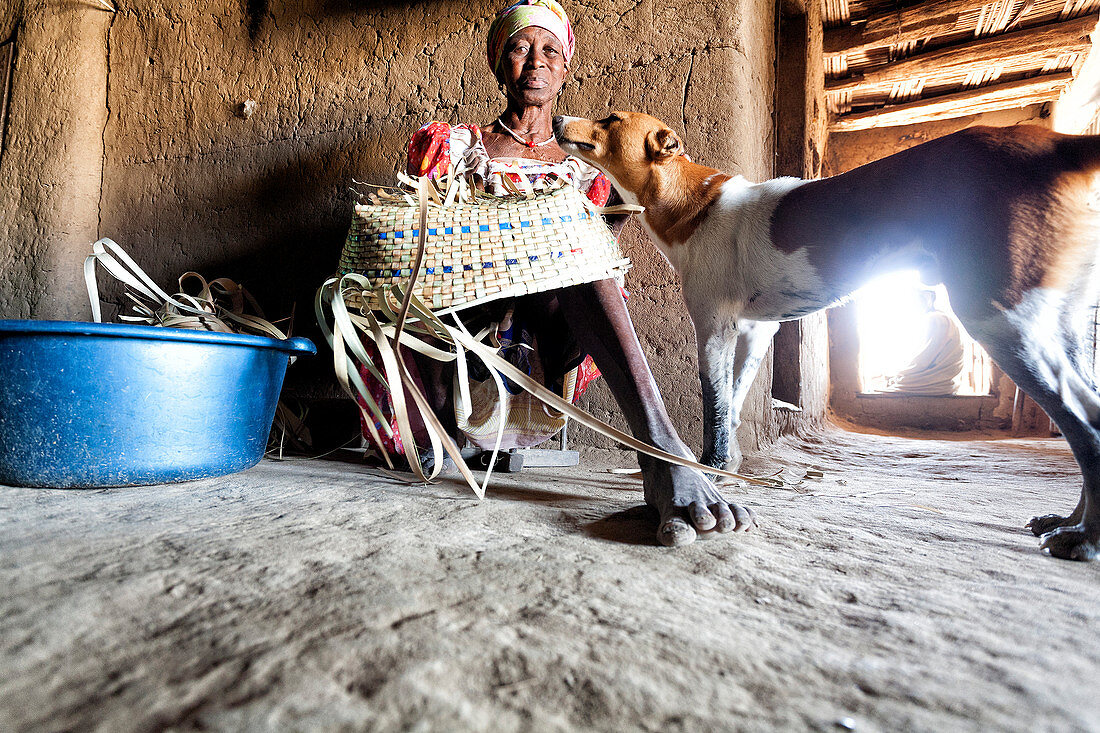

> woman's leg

[
  {"left": 410, "top": 351, "right": 456, "bottom": 437},
  {"left": 555, "top": 278, "right": 756, "bottom": 546}
]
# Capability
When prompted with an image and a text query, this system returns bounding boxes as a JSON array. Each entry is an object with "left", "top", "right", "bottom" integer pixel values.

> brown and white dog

[{"left": 554, "top": 111, "right": 1100, "bottom": 560}]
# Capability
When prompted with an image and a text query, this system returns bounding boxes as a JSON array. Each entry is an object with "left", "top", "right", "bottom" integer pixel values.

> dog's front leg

[
  {"left": 557, "top": 278, "right": 756, "bottom": 546},
  {"left": 698, "top": 318, "right": 779, "bottom": 472},
  {"left": 696, "top": 319, "right": 734, "bottom": 471}
]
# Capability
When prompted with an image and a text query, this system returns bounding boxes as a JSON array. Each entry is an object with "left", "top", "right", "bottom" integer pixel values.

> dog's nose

[{"left": 552, "top": 116, "right": 564, "bottom": 137}]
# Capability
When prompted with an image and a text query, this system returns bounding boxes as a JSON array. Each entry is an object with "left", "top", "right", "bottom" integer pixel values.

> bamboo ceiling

[{"left": 824, "top": 0, "right": 1100, "bottom": 131}]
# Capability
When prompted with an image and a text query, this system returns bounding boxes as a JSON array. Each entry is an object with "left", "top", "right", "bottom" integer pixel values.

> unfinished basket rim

[{"left": 337, "top": 184, "right": 632, "bottom": 314}]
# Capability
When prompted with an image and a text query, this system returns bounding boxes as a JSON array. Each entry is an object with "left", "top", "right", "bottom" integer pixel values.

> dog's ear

[{"left": 647, "top": 128, "right": 683, "bottom": 161}]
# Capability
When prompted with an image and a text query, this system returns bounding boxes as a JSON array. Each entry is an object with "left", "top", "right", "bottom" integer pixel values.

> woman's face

[{"left": 498, "top": 26, "right": 568, "bottom": 108}]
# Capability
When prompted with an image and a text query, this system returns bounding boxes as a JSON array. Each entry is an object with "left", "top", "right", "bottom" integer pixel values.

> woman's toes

[
  {"left": 732, "top": 503, "right": 756, "bottom": 532},
  {"left": 711, "top": 502, "right": 735, "bottom": 533},
  {"left": 658, "top": 515, "right": 697, "bottom": 547},
  {"left": 689, "top": 501, "right": 717, "bottom": 532}
]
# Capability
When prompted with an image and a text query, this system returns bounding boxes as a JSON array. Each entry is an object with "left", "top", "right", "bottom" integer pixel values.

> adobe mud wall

[
  {"left": 0, "top": 0, "right": 788, "bottom": 454},
  {"left": 0, "top": 4, "right": 109, "bottom": 319}
]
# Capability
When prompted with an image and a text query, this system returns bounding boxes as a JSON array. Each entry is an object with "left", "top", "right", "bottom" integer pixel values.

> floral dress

[{"left": 359, "top": 121, "right": 615, "bottom": 455}]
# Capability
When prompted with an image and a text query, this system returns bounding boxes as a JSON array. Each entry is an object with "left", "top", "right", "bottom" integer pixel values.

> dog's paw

[
  {"left": 699, "top": 452, "right": 743, "bottom": 486},
  {"left": 700, "top": 448, "right": 743, "bottom": 472},
  {"left": 1027, "top": 513, "right": 1076, "bottom": 537},
  {"left": 1039, "top": 525, "right": 1100, "bottom": 561}
]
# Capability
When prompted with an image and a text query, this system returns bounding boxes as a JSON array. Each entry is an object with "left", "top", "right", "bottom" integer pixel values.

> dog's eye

[{"left": 599, "top": 114, "right": 621, "bottom": 126}]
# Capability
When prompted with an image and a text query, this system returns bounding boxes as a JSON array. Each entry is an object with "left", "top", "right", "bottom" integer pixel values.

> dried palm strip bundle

[
  {"left": 84, "top": 238, "right": 290, "bottom": 340},
  {"left": 318, "top": 175, "right": 779, "bottom": 497}
]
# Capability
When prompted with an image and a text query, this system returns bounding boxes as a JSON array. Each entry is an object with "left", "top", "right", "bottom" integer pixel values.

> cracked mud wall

[
  {"left": 0, "top": 3, "right": 110, "bottom": 318},
  {"left": 1, "top": 0, "right": 780, "bottom": 453}
]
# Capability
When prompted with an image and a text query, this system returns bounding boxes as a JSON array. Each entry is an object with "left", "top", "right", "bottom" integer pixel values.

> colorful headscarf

[{"left": 486, "top": 0, "right": 575, "bottom": 75}]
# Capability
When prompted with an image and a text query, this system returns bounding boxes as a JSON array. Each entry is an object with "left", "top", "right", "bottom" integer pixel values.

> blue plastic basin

[{"left": 0, "top": 320, "right": 316, "bottom": 488}]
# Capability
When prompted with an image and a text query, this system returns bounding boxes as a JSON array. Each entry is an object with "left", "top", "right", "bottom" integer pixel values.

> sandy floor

[{"left": 2, "top": 426, "right": 1099, "bottom": 732}]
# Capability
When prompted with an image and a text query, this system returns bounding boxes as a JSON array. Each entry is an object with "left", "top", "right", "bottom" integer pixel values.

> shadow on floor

[{"left": 581, "top": 504, "right": 657, "bottom": 546}]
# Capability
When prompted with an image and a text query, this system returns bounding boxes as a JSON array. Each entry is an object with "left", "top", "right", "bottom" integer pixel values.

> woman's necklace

[{"left": 495, "top": 117, "right": 556, "bottom": 148}]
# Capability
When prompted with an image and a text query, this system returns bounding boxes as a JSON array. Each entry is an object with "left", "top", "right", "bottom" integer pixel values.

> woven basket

[{"left": 337, "top": 183, "right": 631, "bottom": 313}]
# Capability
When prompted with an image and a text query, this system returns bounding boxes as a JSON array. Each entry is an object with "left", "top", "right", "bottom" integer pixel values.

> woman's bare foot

[{"left": 640, "top": 454, "right": 756, "bottom": 547}]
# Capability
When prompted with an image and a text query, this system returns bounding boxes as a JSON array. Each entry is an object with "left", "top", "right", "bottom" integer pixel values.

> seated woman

[
  {"left": 887, "top": 290, "right": 965, "bottom": 395},
  {"left": 364, "top": 0, "right": 755, "bottom": 546}
]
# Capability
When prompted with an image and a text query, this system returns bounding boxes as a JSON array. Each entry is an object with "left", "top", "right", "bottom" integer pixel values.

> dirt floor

[{"left": 2, "top": 426, "right": 1099, "bottom": 732}]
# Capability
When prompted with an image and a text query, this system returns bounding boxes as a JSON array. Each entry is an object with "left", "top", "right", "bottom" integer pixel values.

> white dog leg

[
  {"left": 697, "top": 320, "right": 734, "bottom": 471},
  {"left": 698, "top": 319, "right": 779, "bottom": 472},
  {"left": 725, "top": 320, "right": 780, "bottom": 471}
]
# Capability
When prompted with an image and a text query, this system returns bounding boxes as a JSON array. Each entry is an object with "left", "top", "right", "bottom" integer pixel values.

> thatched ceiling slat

[
  {"left": 826, "top": 13, "right": 1095, "bottom": 93},
  {"left": 825, "top": 0, "right": 980, "bottom": 56},
  {"left": 829, "top": 70, "right": 1072, "bottom": 131}
]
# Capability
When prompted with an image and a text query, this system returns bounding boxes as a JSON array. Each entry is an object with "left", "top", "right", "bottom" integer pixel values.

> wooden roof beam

[
  {"left": 829, "top": 71, "right": 1073, "bottom": 132},
  {"left": 826, "top": 14, "right": 1096, "bottom": 93},
  {"left": 825, "top": 0, "right": 980, "bottom": 57}
]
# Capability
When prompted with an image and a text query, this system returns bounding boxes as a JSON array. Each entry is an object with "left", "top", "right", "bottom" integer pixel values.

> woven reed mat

[{"left": 317, "top": 176, "right": 773, "bottom": 498}]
